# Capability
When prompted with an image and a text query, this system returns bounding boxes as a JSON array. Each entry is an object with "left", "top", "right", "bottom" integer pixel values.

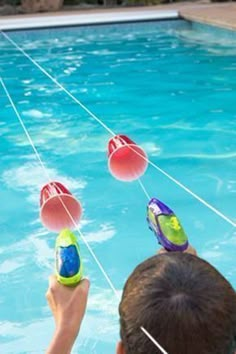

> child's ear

[{"left": 116, "top": 341, "right": 125, "bottom": 354}]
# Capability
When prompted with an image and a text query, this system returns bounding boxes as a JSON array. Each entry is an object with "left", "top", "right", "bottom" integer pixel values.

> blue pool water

[{"left": 0, "top": 20, "right": 235, "bottom": 353}]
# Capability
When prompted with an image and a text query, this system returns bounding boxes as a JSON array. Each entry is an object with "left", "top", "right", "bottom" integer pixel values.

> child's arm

[
  {"left": 46, "top": 326, "right": 78, "bottom": 354},
  {"left": 46, "top": 276, "right": 90, "bottom": 354}
]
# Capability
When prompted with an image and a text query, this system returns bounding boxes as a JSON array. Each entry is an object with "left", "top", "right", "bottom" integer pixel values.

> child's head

[{"left": 117, "top": 253, "right": 236, "bottom": 354}]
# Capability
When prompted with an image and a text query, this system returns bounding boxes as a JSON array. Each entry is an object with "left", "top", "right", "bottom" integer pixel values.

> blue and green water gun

[
  {"left": 147, "top": 197, "right": 189, "bottom": 252},
  {"left": 55, "top": 229, "right": 83, "bottom": 286}
]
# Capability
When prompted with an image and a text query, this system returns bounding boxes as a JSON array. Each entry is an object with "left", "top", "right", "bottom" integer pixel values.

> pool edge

[{"left": 0, "top": 10, "right": 179, "bottom": 31}]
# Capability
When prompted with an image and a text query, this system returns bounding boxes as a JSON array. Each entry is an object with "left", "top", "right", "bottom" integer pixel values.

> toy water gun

[
  {"left": 55, "top": 229, "right": 83, "bottom": 286},
  {"left": 147, "top": 198, "right": 188, "bottom": 252}
]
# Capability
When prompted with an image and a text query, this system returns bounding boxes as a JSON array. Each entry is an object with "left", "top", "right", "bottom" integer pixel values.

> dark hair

[{"left": 119, "top": 253, "right": 236, "bottom": 354}]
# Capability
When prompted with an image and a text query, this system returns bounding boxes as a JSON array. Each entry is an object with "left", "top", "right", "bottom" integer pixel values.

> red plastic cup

[
  {"left": 40, "top": 182, "right": 82, "bottom": 232},
  {"left": 108, "top": 135, "right": 148, "bottom": 182}
]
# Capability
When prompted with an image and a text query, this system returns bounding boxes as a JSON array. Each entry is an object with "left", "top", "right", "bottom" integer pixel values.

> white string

[
  {"left": 1, "top": 30, "right": 235, "bottom": 229},
  {"left": 0, "top": 76, "right": 167, "bottom": 354},
  {"left": 141, "top": 327, "right": 169, "bottom": 354},
  {"left": 143, "top": 160, "right": 235, "bottom": 227},
  {"left": 1, "top": 31, "right": 115, "bottom": 137},
  {"left": 0, "top": 76, "right": 119, "bottom": 299},
  {"left": 138, "top": 179, "right": 151, "bottom": 199}
]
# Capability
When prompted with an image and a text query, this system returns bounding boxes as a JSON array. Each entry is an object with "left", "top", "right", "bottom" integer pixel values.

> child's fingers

[
  {"left": 48, "top": 275, "right": 58, "bottom": 288},
  {"left": 73, "top": 279, "right": 90, "bottom": 320},
  {"left": 75, "top": 279, "right": 90, "bottom": 298},
  {"left": 157, "top": 245, "right": 197, "bottom": 256},
  {"left": 157, "top": 248, "right": 168, "bottom": 255},
  {"left": 184, "top": 245, "right": 197, "bottom": 256}
]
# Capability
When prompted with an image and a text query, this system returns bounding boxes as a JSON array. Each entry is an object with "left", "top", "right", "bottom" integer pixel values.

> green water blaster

[
  {"left": 55, "top": 229, "right": 83, "bottom": 286},
  {"left": 147, "top": 198, "right": 189, "bottom": 252}
]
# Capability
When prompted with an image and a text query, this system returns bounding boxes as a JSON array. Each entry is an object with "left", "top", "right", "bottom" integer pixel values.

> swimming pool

[{"left": 0, "top": 19, "right": 235, "bottom": 353}]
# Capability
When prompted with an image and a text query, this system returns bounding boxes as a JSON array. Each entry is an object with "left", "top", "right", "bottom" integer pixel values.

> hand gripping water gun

[
  {"left": 147, "top": 198, "right": 189, "bottom": 252},
  {"left": 55, "top": 229, "right": 83, "bottom": 286}
]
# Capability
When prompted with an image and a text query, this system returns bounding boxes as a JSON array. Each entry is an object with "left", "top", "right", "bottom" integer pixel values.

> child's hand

[
  {"left": 158, "top": 244, "right": 197, "bottom": 256},
  {"left": 46, "top": 275, "right": 90, "bottom": 354}
]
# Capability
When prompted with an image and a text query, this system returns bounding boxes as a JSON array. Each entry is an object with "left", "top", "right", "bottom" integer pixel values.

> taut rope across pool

[
  {"left": 0, "top": 76, "right": 168, "bottom": 354},
  {"left": 0, "top": 30, "right": 235, "bottom": 228}
]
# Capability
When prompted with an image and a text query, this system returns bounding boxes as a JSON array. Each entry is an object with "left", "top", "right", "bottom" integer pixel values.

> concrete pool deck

[
  {"left": 0, "top": 2, "right": 236, "bottom": 31},
  {"left": 180, "top": 3, "right": 236, "bottom": 31}
]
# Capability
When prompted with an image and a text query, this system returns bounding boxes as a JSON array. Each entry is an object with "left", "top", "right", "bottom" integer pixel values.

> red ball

[{"left": 108, "top": 135, "right": 148, "bottom": 182}]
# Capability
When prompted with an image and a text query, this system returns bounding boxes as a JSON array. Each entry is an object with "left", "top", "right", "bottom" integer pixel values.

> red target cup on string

[
  {"left": 40, "top": 182, "right": 82, "bottom": 232},
  {"left": 108, "top": 135, "right": 148, "bottom": 182}
]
